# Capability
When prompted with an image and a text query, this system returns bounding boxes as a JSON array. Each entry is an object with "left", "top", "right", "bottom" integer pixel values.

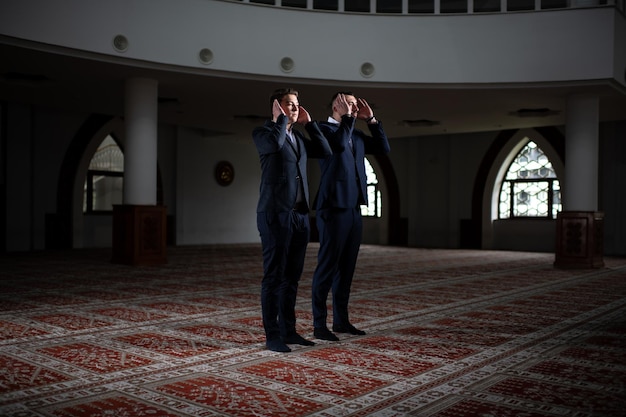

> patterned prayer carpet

[{"left": 1, "top": 244, "right": 625, "bottom": 417}]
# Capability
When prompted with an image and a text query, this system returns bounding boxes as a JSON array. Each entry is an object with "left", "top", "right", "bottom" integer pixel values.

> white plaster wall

[
  {"left": 0, "top": 0, "right": 620, "bottom": 86},
  {"left": 5, "top": 104, "right": 86, "bottom": 252},
  {"left": 4, "top": 104, "right": 626, "bottom": 253},
  {"left": 157, "top": 124, "right": 178, "bottom": 214},
  {"left": 600, "top": 121, "right": 626, "bottom": 255},
  {"left": 2, "top": 0, "right": 626, "bottom": 253},
  {"left": 613, "top": 11, "right": 626, "bottom": 85},
  {"left": 5, "top": 104, "right": 33, "bottom": 252},
  {"left": 493, "top": 219, "right": 556, "bottom": 252},
  {"left": 176, "top": 127, "right": 260, "bottom": 244},
  {"left": 405, "top": 131, "right": 492, "bottom": 248}
]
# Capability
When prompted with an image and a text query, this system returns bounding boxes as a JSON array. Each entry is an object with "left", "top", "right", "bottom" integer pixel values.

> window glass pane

[
  {"left": 314, "top": 0, "right": 338, "bottom": 9},
  {"left": 250, "top": 0, "right": 275, "bottom": 5},
  {"left": 283, "top": 0, "right": 307, "bottom": 7},
  {"left": 91, "top": 176, "right": 123, "bottom": 211},
  {"left": 441, "top": 0, "right": 468, "bottom": 13},
  {"left": 409, "top": 0, "right": 434, "bottom": 13},
  {"left": 552, "top": 181, "right": 561, "bottom": 218},
  {"left": 474, "top": 0, "right": 501, "bottom": 12},
  {"left": 499, "top": 183, "right": 512, "bottom": 219},
  {"left": 84, "top": 135, "right": 124, "bottom": 213},
  {"left": 377, "top": 0, "right": 403, "bottom": 13},
  {"left": 507, "top": 0, "right": 535, "bottom": 11},
  {"left": 89, "top": 135, "right": 123, "bottom": 172},
  {"left": 541, "top": 0, "right": 568, "bottom": 8},
  {"left": 498, "top": 140, "right": 561, "bottom": 219},
  {"left": 346, "top": 0, "right": 370, "bottom": 12},
  {"left": 362, "top": 157, "right": 381, "bottom": 217},
  {"left": 513, "top": 181, "right": 548, "bottom": 217},
  {"left": 505, "top": 141, "right": 556, "bottom": 180}
]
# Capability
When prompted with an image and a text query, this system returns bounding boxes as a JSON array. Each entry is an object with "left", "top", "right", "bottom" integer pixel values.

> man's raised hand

[
  {"left": 356, "top": 98, "right": 374, "bottom": 121},
  {"left": 272, "top": 99, "right": 285, "bottom": 122},
  {"left": 297, "top": 106, "right": 311, "bottom": 124}
]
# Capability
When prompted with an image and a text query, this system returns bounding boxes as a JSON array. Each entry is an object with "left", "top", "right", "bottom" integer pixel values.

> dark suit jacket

[
  {"left": 315, "top": 115, "right": 390, "bottom": 210},
  {"left": 254, "top": 114, "right": 331, "bottom": 213}
]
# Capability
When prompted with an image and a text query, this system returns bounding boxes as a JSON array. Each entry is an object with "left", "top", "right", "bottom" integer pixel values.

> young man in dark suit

[
  {"left": 253, "top": 88, "right": 332, "bottom": 352},
  {"left": 312, "top": 92, "right": 391, "bottom": 341}
]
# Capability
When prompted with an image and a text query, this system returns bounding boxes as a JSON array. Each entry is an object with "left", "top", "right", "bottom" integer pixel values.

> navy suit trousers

[
  {"left": 311, "top": 207, "right": 362, "bottom": 329},
  {"left": 257, "top": 210, "right": 310, "bottom": 341}
]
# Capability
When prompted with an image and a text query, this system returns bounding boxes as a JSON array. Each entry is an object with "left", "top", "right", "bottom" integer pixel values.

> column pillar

[
  {"left": 555, "top": 95, "right": 603, "bottom": 268},
  {"left": 112, "top": 78, "right": 167, "bottom": 265},
  {"left": 124, "top": 78, "right": 158, "bottom": 205}
]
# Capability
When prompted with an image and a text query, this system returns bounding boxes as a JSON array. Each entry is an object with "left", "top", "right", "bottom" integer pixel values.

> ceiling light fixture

[
  {"left": 280, "top": 57, "right": 295, "bottom": 73},
  {"left": 401, "top": 119, "right": 440, "bottom": 127},
  {"left": 112, "top": 35, "right": 129, "bottom": 52},
  {"left": 360, "top": 62, "right": 375, "bottom": 78},
  {"left": 233, "top": 114, "right": 267, "bottom": 122},
  {"left": 198, "top": 48, "right": 213, "bottom": 65},
  {"left": 510, "top": 108, "right": 560, "bottom": 117},
  {"left": 158, "top": 97, "right": 179, "bottom": 105},
  {"left": 1, "top": 72, "right": 49, "bottom": 84}
]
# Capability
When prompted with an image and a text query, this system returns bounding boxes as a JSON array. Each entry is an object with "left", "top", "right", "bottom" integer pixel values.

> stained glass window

[
  {"left": 498, "top": 141, "right": 561, "bottom": 219},
  {"left": 83, "top": 135, "right": 124, "bottom": 213},
  {"left": 362, "top": 157, "right": 382, "bottom": 217}
]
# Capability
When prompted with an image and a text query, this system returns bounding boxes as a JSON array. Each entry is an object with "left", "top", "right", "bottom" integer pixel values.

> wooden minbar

[
  {"left": 554, "top": 211, "right": 604, "bottom": 269},
  {"left": 112, "top": 205, "right": 167, "bottom": 265}
]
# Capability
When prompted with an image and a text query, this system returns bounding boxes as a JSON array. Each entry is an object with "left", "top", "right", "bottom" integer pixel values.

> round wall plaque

[{"left": 215, "top": 161, "right": 234, "bottom": 186}]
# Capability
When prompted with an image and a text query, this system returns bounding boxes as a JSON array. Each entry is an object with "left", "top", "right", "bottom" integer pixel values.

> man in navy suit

[
  {"left": 312, "top": 92, "right": 391, "bottom": 341},
  {"left": 253, "top": 88, "right": 332, "bottom": 352}
]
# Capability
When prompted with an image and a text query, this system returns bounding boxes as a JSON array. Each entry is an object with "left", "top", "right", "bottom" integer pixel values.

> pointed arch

[
  {"left": 84, "top": 135, "right": 124, "bottom": 213},
  {"left": 362, "top": 157, "right": 381, "bottom": 218},
  {"left": 468, "top": 127, "right": 564, "bottom": 249},
  {"left": 497, "top": 140, "right": 561, "bottom": 219},
  {"left": 371, "top": 153, "right": 403, "bottom": 245},
  {"left": 48, "top": 114, "right": 114, "bottom": 249},
  {"left": 49, "top": 114, "right": 164, "bottom": 249}
]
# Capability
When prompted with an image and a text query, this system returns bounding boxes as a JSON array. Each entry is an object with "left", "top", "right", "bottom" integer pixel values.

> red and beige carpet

[{"left": 1, "top": 244, "right": 625, "bottom": 416}]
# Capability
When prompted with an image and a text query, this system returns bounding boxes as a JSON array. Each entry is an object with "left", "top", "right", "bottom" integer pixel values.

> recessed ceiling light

[
  {"left": 199, "top": 48, "right": 213, "bottom": 65},
  {"left": 233, "top": 114, "right": 267, "bottom": 122},
  {"left": 1, "top": 72, "right": 49, "bottom": 84},
  {"left": 401, "top": 119, "right": 440, "bottom": 127},
  {"left": 360, "top": 62, "right": 375, "bottom": 78},
  {"left": 510, "top": 108, "right": 560, "bottom": 117},
  {"left": 280, "top": 57, "right": 295, "bottom": 73},
  {"left": 158, "top": 97, "right": 179, "bottom": 105},
  {"left": 112, "top": 35, "right": 129, "bottom": 52}
]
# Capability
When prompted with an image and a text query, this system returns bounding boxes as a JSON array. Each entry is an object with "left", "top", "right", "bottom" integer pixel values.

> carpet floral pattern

[{"left": 1, "top": 244, "right": 625, "bottom": 416}]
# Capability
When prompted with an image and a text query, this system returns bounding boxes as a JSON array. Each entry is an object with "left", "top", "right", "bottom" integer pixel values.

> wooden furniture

[
  {"left": 554, "top": 211, "right": 604, "bottom": 269},
  {"left": 112, "top": 205, "right": 167, "bottom": 265}
]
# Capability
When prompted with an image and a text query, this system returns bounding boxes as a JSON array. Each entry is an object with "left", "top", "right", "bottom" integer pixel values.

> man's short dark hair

[
  {"left": 330, "top": 91, "right": 353, "bottom": 107},
  {"left": 270, "top": 88, "right": 299, "bottom": 110}
]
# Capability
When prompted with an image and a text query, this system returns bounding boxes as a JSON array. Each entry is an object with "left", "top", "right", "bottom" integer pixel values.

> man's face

[
  {"left": 344, "top": 95, "right": 358, "bottom": 117},
  {"left": 280, "top": 94, "right": 299, "bottom": 124}
]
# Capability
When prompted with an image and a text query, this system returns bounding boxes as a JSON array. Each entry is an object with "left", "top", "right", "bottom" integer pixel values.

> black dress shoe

[
  {"left": 266, "top": 340, "right": 291, "bottom": 352},
  {"left": 313, "top": 327, "right": 339, "bottom": 341},
  {"left": 333, "top": 324, "right": 366, "bottom": 335},
  {"left": 282, "top": 334, "right": 315, "bottom": 346}
]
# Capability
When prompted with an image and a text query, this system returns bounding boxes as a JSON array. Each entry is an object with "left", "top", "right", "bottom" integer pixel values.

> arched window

[
  {"left": 361, "top": 157, "right": 382, "bottom": 218},
  {"left": 498, "top": 140, "right": 561, "bottom": 219},
  {"left": 83, "top": 135, "right": 124, "bottom": 213}
]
